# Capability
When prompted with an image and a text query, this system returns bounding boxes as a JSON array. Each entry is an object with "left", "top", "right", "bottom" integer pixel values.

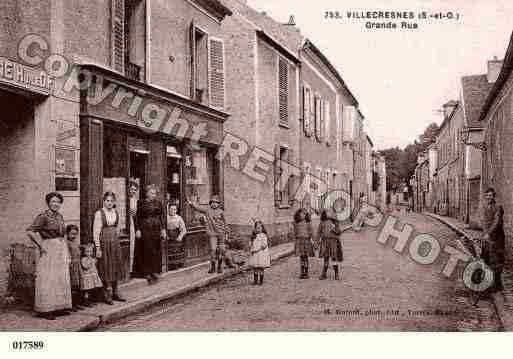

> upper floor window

[
  {"left": 111, "top": 0, "right": 145, "bottom": 81},
  {"left": 303, "top": 84, "right": 313, "bottom": 137},
  {"left": 278, "top": 57, "right": 289, "bottom": 126},
  {"left": 314, "top": 95, "right": 325, "bottom": 143},
  {"left": 190, "top": 22, "right": 225, "bottom": 109}
]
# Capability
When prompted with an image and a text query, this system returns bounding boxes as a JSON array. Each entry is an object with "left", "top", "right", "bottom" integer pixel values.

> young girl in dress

[
  {"left": 80, "top": 243, "right": 103, "bottom": 306},
  {"left": 293, "top": 208, "right": 315, "bottom": 279},
  {"left": 248, "top": 220, "right": 271, "bottom": 285}
]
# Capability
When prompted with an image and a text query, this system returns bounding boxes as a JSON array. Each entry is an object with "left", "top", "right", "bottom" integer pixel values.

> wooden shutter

[
  {"left": 274, "top": 144, "right": 281, "bottom": 206},
  {"left": 189, "top": 21, "right": 196, "bottom": 99},
  {"left": 303, "top": 86, "right": 310, "bottom": 136},
  {"left": 288, "top": 148, "right": 295, "bottom": 205},
  {"left": 325, "top": 101, "right": 331, "bottom": 146},
  {"left": 278, "top": 58, "right": 289, "bottom": 124},
  {"left": 315, "top": 97, "right": 322, "bottom": 142},
  {"left": 111, "top": 0, "right": 125, "bottom": 74},
  {"left": 209, "top": 38, "right": 225, "bottom": 109}
]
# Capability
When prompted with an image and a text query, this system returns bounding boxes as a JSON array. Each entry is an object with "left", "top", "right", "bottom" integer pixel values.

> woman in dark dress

[
  {"left": 26, "top": 192, "right": 72, "bottom": 320},
  {"left": 93, "top": 192, "right": 125, "bottom": 304},
  {"left": 135, "top": 184, "right": 167, "bottom": 283}
]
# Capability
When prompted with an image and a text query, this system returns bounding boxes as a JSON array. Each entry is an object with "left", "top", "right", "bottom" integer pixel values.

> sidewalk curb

[
  {"left": 424, "top": 212, "right": 510, "bottom": 331},
  {"left": 78, "top": 245, "right": 295, "bottom": 331}
]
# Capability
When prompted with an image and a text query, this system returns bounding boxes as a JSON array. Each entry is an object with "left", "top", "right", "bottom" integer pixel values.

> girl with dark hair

[
  {"left": 248, "top": 220, "right": 271, "bottom": 285},
  {"left": 293, "top": 208, "right": 315, "bottom": 279},
  {"left": 318, "top": 210, "right": 343, "bottom": 280},
  {"left": 66, "top": 224, "right": 83, "bottom": 311},
  {"left": 27, "top": 192, "right": 72, "bottom": 320},
  {"left": 93, "top": 191, "right": 125, "bottom": 304}
]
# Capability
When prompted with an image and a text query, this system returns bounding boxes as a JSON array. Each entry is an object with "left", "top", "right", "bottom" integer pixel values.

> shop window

[{"left": 184, "top": 146, "right": 220, "bottom": 228}]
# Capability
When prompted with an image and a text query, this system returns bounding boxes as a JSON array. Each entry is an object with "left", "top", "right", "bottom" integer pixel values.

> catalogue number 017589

[{"left": 11, "top": 341, "right": 45, "bottom": 351}]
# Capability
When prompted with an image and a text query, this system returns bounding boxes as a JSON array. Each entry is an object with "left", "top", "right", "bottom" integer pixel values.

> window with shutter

[
  {"left": 303, "top": 86, "right": 311, "bottom": 136},
  {"left": 274, "top": 144, "right": 281, "bottom": 206},
  {"left": 315, "top": 96, "right": 322, "bottom": 142},
  {"left": 278, "top": 58, "right": 289, "bottom": 125},
  {"left": 209, "top": 38, "right": 225, "bottom": 109},
  {"left": 288, "top": 148, "right": 295, "bottom": 205},
  {"left": 325, "top": 101, "right": 331, "bottom": 146},
  {"left": 111, "top": 0, "right": 125, "bottom": 74},
  {"left": 189, "top": 21, "right": 196, "bottom": 99}
]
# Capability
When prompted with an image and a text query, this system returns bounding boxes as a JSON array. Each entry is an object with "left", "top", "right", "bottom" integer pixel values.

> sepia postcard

[{"left": 1, "top": 0, "right": 513, "bottom": 356}]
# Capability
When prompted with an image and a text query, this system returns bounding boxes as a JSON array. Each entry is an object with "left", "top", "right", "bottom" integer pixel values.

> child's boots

[
  {"left": 253, "top": 272, "right": 259, "bottom": 285},
  {"left": 304, "top": 259, "right": 310, "bottom": 279},
  {"left": 217, "top": 259, "right": 223, "bottom": 273},
  {"left": 333, "top": 265, "right": 340, "bottom": 280},
  {"left": 208, "top": 260, "right": 216, "bottom": 274},
  {"left": 259, "top": 272, "right": 264, "bottom": 285},
  {"left": 319, "top": 263, "right": 328, "bottom": 280}
]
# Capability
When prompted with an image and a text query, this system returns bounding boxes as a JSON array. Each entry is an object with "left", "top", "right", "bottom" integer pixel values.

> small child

[
  {"left": 80, "top": 243, "right": 103, "bottom": 306},
  {"left": 66, "top": 224, "right": 83, "bottom": 311},
  {"left": 248, "top": 221, "right": 271, "bottom": 285},
  {"left": 318, "top": 210, "right": 343, "bottom": 280},
  {"left": 293, "top": 208, "right": 315, "bottom": 279}
]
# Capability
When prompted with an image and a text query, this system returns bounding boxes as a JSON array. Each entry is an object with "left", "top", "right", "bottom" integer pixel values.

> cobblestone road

[{"left": 104, "top": 213, "right": 502, "bottom": 331}]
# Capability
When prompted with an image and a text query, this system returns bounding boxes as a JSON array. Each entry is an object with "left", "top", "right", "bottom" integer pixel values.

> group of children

[
  {"left": 193, "top": 195, "right": 344, "bottom": 286},
  {"left": 66, "top": 225, "right": 103, "bottom": 310},
  {"left": 63, "top": 196, "right": 342, "bottom": 308}
]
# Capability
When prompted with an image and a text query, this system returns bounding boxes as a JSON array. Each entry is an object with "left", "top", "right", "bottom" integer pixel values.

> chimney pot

[{"left": 487, "top": 57, "right": 503, "bottom": 83}]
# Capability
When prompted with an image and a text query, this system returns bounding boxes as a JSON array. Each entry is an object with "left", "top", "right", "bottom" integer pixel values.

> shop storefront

[{"left": 79, "top": 65, "right": 227, "bottom": 282}]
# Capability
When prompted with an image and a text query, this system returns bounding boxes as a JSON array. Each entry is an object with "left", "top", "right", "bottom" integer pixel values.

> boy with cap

[{"left": 187, "top": 195, "right": 236, "bottom": 273}]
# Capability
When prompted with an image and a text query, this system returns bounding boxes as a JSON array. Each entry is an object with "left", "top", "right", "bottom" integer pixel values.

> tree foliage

[{"left": 379, "top": 122, "right": 439, "bottom": 192}]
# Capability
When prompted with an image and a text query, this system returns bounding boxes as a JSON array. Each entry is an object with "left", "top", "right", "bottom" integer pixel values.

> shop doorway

[
  {"left": 130, "top": 151, "right": 148, "bottom": 199},
  {"left": 129, "top": 150, "right": 147, "bottom": 277},
  {"left": 0, "top": 91, "right": 36, "bottom": 245}
]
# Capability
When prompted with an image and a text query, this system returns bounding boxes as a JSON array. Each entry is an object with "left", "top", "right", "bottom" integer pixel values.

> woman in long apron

[
  {"left": 27, "top": 192, "right": 72, "bottom": 320},
  {"left": 93, "top": 192, "right": 125, "bottom": 304}
]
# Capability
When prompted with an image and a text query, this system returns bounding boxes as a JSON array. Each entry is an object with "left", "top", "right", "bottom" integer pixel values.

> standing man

[{"left": 479, "top": 187, "right": 506, "bottom": 293}]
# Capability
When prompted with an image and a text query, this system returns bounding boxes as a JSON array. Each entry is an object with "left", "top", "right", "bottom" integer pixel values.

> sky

[{"left": 246, "top": 0, "right": 513, "bottom": 150}]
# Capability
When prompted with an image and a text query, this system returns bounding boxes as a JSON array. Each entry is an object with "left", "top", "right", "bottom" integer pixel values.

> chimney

[
  {"left": 487, "top": 56, "right": 503, "bottom": 83},
  {"left": 284, "top": 15, "right": 296, "bottom": 26},
  {"left": 442, "top": 100, "right": 458, "bottom": 120}
]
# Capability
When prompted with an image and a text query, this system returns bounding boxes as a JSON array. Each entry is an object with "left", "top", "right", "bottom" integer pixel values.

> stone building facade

[{"left": 479, "top": 33, "right": 513, "bottom": 260}]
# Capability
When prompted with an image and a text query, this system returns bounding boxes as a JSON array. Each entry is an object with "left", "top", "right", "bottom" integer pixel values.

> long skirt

[
  {"left": 141, "top": 221, "right": 162, "bottom": 275},
  {"left": 295, "top": 237, "right": 315, "bottom": 257},
  {"left": 318, "top": 237, "right": 343, "bottom": 263},
  {"left": 34, "top": 238, "right": 72, "bottom": 313},
  {"left": 97, "top": 226, "right": 123, "bottom": 283}
]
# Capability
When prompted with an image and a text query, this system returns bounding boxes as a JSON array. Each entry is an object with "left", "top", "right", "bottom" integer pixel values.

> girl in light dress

[
  {"left": 248, "top": 220, "right": 271, "bottom": 285},
  {"left": 80, "top": 243, "right": 103, "bottom": 306}
]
